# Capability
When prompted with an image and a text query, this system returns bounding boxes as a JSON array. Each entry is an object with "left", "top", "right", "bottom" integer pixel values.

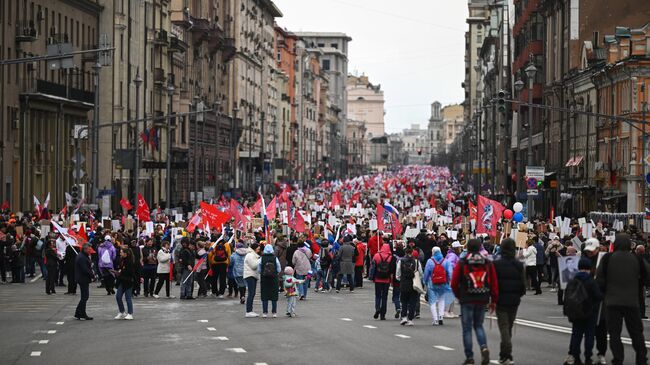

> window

[
  {"left": 477, "top": 34, "right": 482, "bottom": 43},
  {"left": 317, "top": 43, "right": 324, "bottom": 48},
  {"left": 330, "top": 43, "right": 338, "bottom": 49},
  {"left": 322, "top": 59, "right": 330, "bottom": 71}
]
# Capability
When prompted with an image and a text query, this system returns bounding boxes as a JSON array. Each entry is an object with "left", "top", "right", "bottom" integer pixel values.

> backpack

[
  {"left": 401, "top": 258, "right": 415, "bottom": 280},
  {"left": 461, "top": 261, "right": 491, "bottom": 297},
  {"left": 375, "top": 255, "right": 391, "bottom": 280},
  {"left": 101, "top": 249, "right": 112, "bottom": 265},
  {"left": 213, "top": 244, "right": 227, "bottom": 262},
  {"left": 262, "top": 257, "right": 277, "bottom": 278},
  {"left": 431, "top": 258, "right": 447, "bottom": 285},
  {"left": 563, "top": 278, "right": 591, "bottom": 322}
]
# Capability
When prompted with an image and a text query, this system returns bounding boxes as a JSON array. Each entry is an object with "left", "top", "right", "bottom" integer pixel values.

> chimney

[{"left": 593, "top": 31, "right": 599, "bottom": 48}]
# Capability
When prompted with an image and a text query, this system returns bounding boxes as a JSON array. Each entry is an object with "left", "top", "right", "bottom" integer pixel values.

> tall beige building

[
  {"left": 347, "top": 74, "right": 384, "bottom": 139},
  {"left": 441, "top": 104, "right": 464, "bottom": 154}
]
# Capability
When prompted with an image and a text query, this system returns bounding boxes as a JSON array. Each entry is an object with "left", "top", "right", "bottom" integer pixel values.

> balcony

[
  {"left": 221, "top": 37, "right": 236, "bottom": 62},
  {"left": 22, "top": 79, "right": 95, "bottom": 106},
  {"left": 16, "top": 21, "right": 37, "bottom": 42},
  {"left": 154, "top": 29, "right": 169, "bottom": 47},
  {"left": 170, "top": 0, "right": 192, "bottom": 28},
  {"left": 169, "top": 36, "right": 188, "bottom": 53},
  {"left": 154, "top": 68, "right": 166, "bottom": 85}
]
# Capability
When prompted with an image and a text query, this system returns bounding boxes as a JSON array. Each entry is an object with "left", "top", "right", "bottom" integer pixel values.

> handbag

[{"left": 412, "top": 264, "right": 425, "bottom": 295}]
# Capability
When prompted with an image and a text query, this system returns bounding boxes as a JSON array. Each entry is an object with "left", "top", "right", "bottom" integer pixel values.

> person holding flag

[{"left": 178, "top": 238, "right": 196, "bottom": 300}]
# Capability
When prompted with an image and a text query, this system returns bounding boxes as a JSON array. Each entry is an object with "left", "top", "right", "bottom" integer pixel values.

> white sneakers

[
  {"left": 245, "top": 312, "right": 259, "bottom": 318},
  {"left": 444, "top": 311, "right": 458, "bottom": 318},
  {"left": 124, "top": 314, "right": 134, "bottom": 320},
  {"left": 115, "top": 313, "right": 133, "bottom": 320},
  {"left": 597, "top": 355, "right": 607, "bottom": 365},
  {"left": 262, "top": 314, "right": 268, "bottom": 318},
  {"left": 272, "top": 314, "right": 277, "bottom": 318},
  {"left": 405, "top": 320, "right": 414, "bottom": 326},
  {"left": 400, "top": 318, "right": 408, "bottom": 325},
  {"left": 217, "top": 295, "right": 225, "bottom": 299},
  {"left": 152, "top": 294, "right": 160, "bottom": 299}
]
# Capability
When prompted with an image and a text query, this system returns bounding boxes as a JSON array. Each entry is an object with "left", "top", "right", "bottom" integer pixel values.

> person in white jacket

[
  {"left": 523, "top": 240, "right": 541, "bottom": 295},
  {"left": 243, "top": 242, "right": 261, "bottom": 317},
  {"left": 153, "top": 241, "right": 175, "bottom": 299}
]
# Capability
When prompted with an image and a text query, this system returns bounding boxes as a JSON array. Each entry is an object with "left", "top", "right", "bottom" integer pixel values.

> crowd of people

[{"left": 0, "top": 166, "right": 649, "bottom": 365}]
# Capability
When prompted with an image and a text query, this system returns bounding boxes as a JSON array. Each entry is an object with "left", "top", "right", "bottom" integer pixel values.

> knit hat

[
  {"left": 235, "top": 242, "right": 245, "bottom": 249},
  {"left": 284, "top": 266, "right": 294, "bottom": 275},
  {"left": 578, "top": 258, "right": 592, "bottom": 271}
]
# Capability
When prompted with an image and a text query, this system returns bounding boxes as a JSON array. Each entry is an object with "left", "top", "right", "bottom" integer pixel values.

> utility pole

[
  {"left": 261, "top": 112, "right": 266, "bottom": 193},
  {"left": 525, "top": 63, "right": 538, "bottom": 220},
  {"left": 642, "top": 85, "right": 647, "bottom": 212},
  {"left": 166, "top": 83, "right": 175, "bottom": 208},
  {"left": 248, "top": 107, "right": 254, "bottom": 193},
  {"left": 231, "top": 106, "right": 239, "bottom": 190},
  {"left": 92, "top": 62, "right": 101, "bottom": 206}
]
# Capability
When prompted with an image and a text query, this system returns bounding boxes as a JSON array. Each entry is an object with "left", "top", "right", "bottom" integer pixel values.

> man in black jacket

[
  {"left": 493, "top": 238, "right": 526, "bottom": 365},
  {"left": 596, "top": 234, "right": 649, "bottom": 365},
  {"left": 74, "top": 244, "right": 95, "bottom": 320}
]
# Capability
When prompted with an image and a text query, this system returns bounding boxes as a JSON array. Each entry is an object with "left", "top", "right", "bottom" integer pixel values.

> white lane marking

[
  {"left": 363, "top": 325, "right": 377, "bottom": 329},
  {"left": 225, "top": 348, "right": 247, "bottom": 353},
  {"left": 198, "top": 319, "right": 208, "bottom": 323},
  {"left": 488, "top": 316, "right": 650, "bottom": 348},
  {"left": 546, "top": 316, "right": 565, "bottom": 319},
  {"left": 55, "top": 322, "right": 64, "bottom": 325},
  {"left": 213, "top": 336, "right": 229, "bottom": 341},
  {"left": 394, "top": 334, "right": 411, "bottom": 339},
  {"left": 433, "top": 345, "right": 454, "bottom": 351},
  {"left": 30, "top": 352, "right": 41, "bottom": 356},
  {"left": 47, "top": 330, "right": 56, "bottom": 334},
  {"left": 30, "top": 274, "right": 43, "bottom": 283},
  {"left": 254, "top": 363, "right": 269, "bottom": 365},
  {"left": 340, "top": 318, "right": 352, "bottom": 321},
  {"left": 490, "top": 361, "right": 500, "bottom": 364},
  {"left": 206, "top": 327, "right": 216, "bottom": 331},
  {"left": 38, "top": 340, "right": 49, "bottom": 344}
]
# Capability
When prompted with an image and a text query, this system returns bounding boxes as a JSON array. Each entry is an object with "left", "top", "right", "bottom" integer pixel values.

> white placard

[
  {"left": 369, "top": 219, "right": 378, "bottom": 231},
  {"left": 281, "top": 211, "right": 288, "bottom": 224},
  {"left": 111, "top": 220, "right": 121, "bottom": 231},
  {"left": 328, "top": 214, "right": 337, "bottom": 227},
  {"left": 346, "top": 223, "right": 357, "bottom": 235},
  {"left": 145, "top": 221, "right": 154, "bottom": 235},
  {"left": 571, "top": 236, "right": 582, "bottom": 251},
  {"left": 578, "top": 217, "right": 587, "bottom": 227},
  {"left": 175, "top": 214, "right": 183, "bottom": 222},
  {"left": 559, "top": 255, "right": 580, "bottom": 289},
  {"left": 40, "top": 225, "right": 51, "bottom": 237},
  {"left": 416, "top": 220, "right": 423, "bottom": 230}
]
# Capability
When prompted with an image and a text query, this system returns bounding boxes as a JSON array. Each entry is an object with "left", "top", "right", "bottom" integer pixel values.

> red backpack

[{"left": 431, "top": 258, "right": 447, "bottom": 285}]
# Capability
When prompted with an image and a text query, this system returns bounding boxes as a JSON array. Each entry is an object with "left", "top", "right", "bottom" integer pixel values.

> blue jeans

[
  {"left": 116, "top": 284, "right": 133, "bottom": 314},
  {"left": 374, "top": 282, "right": 389, "bottom": 317},
  {"left": 461, "top": 303, "right": 488, "bottom": 360},
  {"left": 245, "top": 277, "right": 257, "bottom": 313},
  {"left": 392, "top": 286, "right": 401, "bottom": 311},
  {"left": 569, "top": 317, "right": 596, "bottom": 361},
  {"left": 315, "top": 270, "right": 329, "bottom": 290},
  {"left": 295, "top": 274, "right": 308, "bottom": 298},
  {"left": 180, "top": 269, "right": 194, "bottom": 298},
  {"left": 262, "top": 300, "right": 277, "bottom": 314}
]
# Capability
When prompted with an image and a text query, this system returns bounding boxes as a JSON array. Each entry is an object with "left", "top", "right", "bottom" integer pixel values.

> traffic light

[
  {"left": 71, "top": 185, "right": 80, "bottom": 206},
  {"left": 497, "top": 90, "right": 507, "bottom": 113}
]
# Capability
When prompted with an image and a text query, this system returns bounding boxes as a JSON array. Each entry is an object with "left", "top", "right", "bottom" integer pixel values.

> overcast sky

[{"left": 273, "top": 0, "right": 468, "bottom": 133}]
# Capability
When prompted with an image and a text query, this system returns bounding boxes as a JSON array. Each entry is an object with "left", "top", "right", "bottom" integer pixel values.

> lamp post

[
  {"left": 166, "top": 82, "right": 175, "bottom": 209},
  {"left": 231, "top": 105, "right": 239, "bottom": 190},
  {"left": 525, "top": 63, "right": 537, "bottom": 220},
  {"left": 248, "top": 107, "right": 254, "bottom": 193},
  {"left": 193, "top": 95, "right": 201, "bottom": 207},
  {"left": 92, "top": 62, "right": 101, "bottom": 205},
  {"left": 514, "top": 78, "right": 524, "bottom": 200},
  {"left": 133, "top": 69, "right": 142, "bottom": 205}
]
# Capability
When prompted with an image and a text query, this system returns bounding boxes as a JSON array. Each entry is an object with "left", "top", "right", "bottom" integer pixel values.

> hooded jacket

[
  {"left": 596, "top": 234, "right": 649, "bottom": 308},
  {"left": 243, "top": 248, "right": 260, "bottom": 279},
  {"left": 156, "top": 248, "right": 171, "bottom": 274},
  {"left": 371, "top": 244, "right": 393, "bottom": 284},
  {"left": 230, "top": 246, "right": 248, "bottom": 278},
  {"left": 424, "top": 249, "right": 453, "bottom": 288},
  {"left": 292, "top": 246, "right": 313, "bottom": 276},
  {"left": 97, "top": 241, "right": 116, "bottom": 269},
  {"left": 493, "top": 242, "right": 526, "bottom": 308}
]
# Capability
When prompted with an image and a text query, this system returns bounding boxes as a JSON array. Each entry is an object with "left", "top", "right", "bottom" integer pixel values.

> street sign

[
  {"left": 645, "top": 155, "right": 650, "bottom": 165},
  {"left": 526, "top": 178, "right": 538, "bottom": 189},
  {"left": 71, "top": 155, "right": 85, "bottom": 165},
  {"left": 98, "top": 189, "right": 116, "bottom": 196},
  {"left": 646, "top": 172, "right": 650, "bottom": 185},
  {"left": 527, "top": 189, "right": 539, "bottom": 196},
  {"left": 525, "top": 166, "right": 545, "bottom": 180},
  {"left": 72, "top": 169, "right": 85, "bottom": 179}
]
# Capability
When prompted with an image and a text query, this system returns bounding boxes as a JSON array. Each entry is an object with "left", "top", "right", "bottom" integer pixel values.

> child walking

[{"left": 283, "top": 267, "right": 304, "bottom": 317}]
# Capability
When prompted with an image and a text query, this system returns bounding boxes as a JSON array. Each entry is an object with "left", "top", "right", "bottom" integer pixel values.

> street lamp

[
  {"left": 92, "top": 62, "right": 101, "bottom": 206},
  {"left": 133, "top": 69, "right": 143, "bottom": 207},
  {"left": 525, "top": 63, "right": 537, "bottom": 220},
  {"left": 166, "top": 82, "right": 175, "bottom": 209},
  {"left": 231, "top": 105, "right": 239, "bottom": 189},
  {"left": 514, "top": 79, "right": 524, "bottom": 199}
]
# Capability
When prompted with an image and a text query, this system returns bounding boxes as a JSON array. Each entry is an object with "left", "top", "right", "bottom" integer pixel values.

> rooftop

[{"left": 295, "top": 32, "right": 352, "bottom": 41}]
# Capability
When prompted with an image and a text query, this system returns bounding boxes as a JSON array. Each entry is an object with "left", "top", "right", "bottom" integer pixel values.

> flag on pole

[
  {"left": 266, "top": 197, "right": 277, "bottom": 220},
  {"left": 376, "top": 204, "right": 386, "bottom": 232},
  {"left": 136, "top": 193, "right": 150, "bottom": 222},
  {"left": 186, "top": 212, "right": 202, "bottom": 233},
  {"left": 199, "top": 202, "right": 230, "bottom": 229},
  {"left": 476, "top": 195, "right": 505, "bottom": 238},
  {"left": 251, "top": 197, "right": 262, "bottom": 215},
  {"left": 120, "top": 197, "right": 133, "bottom": 211},
  {"left": 260, "top": 191, "right": 269, "bottom": 242},
  {"left": 65, "top": 192, "right": 73, "bottom": 207},
  {"left": 33, "top": 195, "right": 42, "bottom": 217}
]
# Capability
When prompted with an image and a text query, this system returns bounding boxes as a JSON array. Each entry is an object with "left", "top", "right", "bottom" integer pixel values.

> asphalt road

[{"left": 1, "top": 276, "right": 649, "bottom": 365}]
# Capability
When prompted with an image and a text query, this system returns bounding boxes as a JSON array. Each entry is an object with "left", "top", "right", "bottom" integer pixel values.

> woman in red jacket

[
  {"left": 370, "top": 244, "right": 393, "bottom": 320},
  {"left": 355, "top": 239, "right": 366, "bottom": 288}
]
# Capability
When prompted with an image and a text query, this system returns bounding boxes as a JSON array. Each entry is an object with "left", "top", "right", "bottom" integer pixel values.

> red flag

[
  {"left": 200, "top": 202, "right": 231, "bottom": 229},
  {"left": 469, "top": 202, "right": 478, "bottom": 221},
  {"left": 391, "top": 213, "right": 403, "bottom": 237},
  {"left": 78, "top": 224, "right": 89, "bottom": 244},
  {"left": 120, "top": 197, "right": 133, "bottom": 211},
  {"left": 186, "top": 212, "right": 202, "bottom": 233},
  {"left": 251, "top": 197, "right": 262, "bottom": 215},
  {"left": 429, "top": 195, "right": 436, "bottom": 209},
  {"left": 266, "top": 197, "right": 277, "bottom": 220},
  {"left": 289, "top": 210, "right": 306, "bottom": 233},
  {"left": 59, "top": 205, "right": 68, "bottom": 219},
  {"left": 0, "top": 201, "right": 9, "bottom": 210},
  {"left": 446, "top": 190, "right": 454, "bottom": 202},
  {"left": 476, "top": 195, "right": 505, "bottom": 237},
  {"left": 229, "top": 200, "right": 246, "bottom": 229},
  {"left": 331, "top": 191, "right": 342, "bottom": 208},
  {"left": 376, "top": 204, "right": 386, "bottom": 232},
  {"left": 136, "top": 193, "right": 150, "bottom": 222},
  {"left": 351, "top": 192, "right": 361, "bottom": 204}
]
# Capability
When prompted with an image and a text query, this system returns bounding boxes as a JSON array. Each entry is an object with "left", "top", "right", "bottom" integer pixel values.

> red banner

[
  {"left": 200, "top": 202, "right": 230, "bottom": 229},
  {"left": 120, "top": 197, "right": 133, "bottom": 211},
  {"left": 476, "top": 195, "right": 505, "bottom": 237},
  {"left": 136, "top": 193, "right": 150, "bottom": 222}
]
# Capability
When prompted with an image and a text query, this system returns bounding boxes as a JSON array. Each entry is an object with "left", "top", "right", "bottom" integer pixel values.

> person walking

[
  {"left": 396, "top": 247, "right": 422, "bottom": 326},
  {"left": 179, "top": 238, "right": 196, "bottom": 300},
  {"left": 63, "top": 242, "right": 78, "bottom": 295},
  {"left": 258, "top": 244, "right": 281, "bottom": 318},
  {"left": 230, "top": 242, "right": 248, "bottom": 304},
  {"left": 195, "top": 241, "right": 209, "bottom": 298},
  {"left": 292, "top": 241, "right": 313, "bottom": 299},
  {"left": 451, "top": 239, "right": 499, "bottom": 365},
  {"left": 370, "top": 243, "right": 393, "bottom": 320},
  {"left": 141, "top": 238, "right": 157, "bottom": 298},
  {"left": 523, "top": 239, "right": 541, "bottom": 295},
  {"left": 98, "top": 236, "right": 116, "bottom": 295},
  {"left": 596, "top": 234, "right": 649, "bottom": 365},
  {"left": 74, "top": 244, "right": 95, "bottom": 320},
  {"left": 493, "top": 238, "right": 526, "bottom": 365},
  {"left": 444, "top": 241, "right": 462, "bottom": 318},
  {"left": 354, "top": 238, "right": 366, "bottom": 288},
  {"left": 335, "top": 237, "right": 356, "bottom": 294},
  {"left": 424, "top": 246, "right": 453, "bottom": 325},
  {"left": 563, "top": 258, "right": 603, "bottom": 365},
  {"left": 153, "top": 241, "right": 174, "bottom": 299},
  {"left": 208, "top": 238, "right": 231, "bottom": 298},
  {"left": 44, "top": 240, "right": 58, "bottom": 295},
  {"left": 244, "top": 242, "right": 261, "bottom": 317},
  {"left": 114, "top": 247, "right": 136, "bottom": 320}
]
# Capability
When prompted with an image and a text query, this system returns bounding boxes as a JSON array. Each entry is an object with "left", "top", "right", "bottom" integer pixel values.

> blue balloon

[{"left": 513, "top": 212, "right": 524, "bottom": 223}]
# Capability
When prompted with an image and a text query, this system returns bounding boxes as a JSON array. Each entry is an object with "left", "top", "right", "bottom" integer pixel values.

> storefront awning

[{"left": 600, "top": 193, "right": 627, "bottom": 202}]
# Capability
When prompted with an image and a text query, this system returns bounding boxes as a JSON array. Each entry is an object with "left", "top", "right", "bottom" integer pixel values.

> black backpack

[
  {"left": 375, "top": 255, "right": 391, "bottom": 280},
  {"left": 401, "top": 258, "right": 415, "bottom": 280},
  {"left": 563, "top": 278, "right": 591, "bottom": 322},
  {"left": 261, "top": 257, "right": 277, "bottom": 278}
]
